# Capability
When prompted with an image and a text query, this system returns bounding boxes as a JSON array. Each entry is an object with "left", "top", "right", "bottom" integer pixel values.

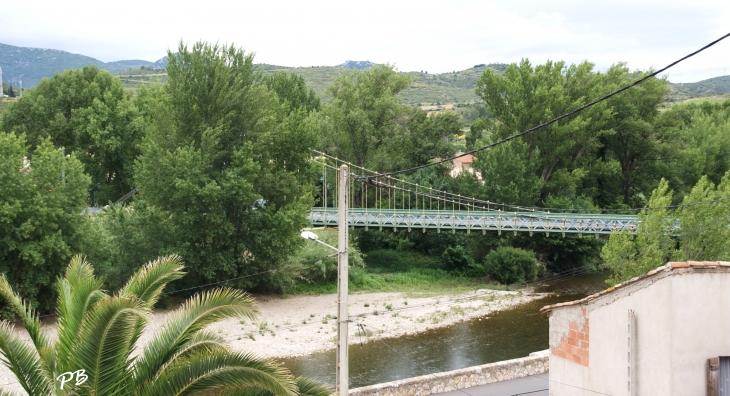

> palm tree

[{"left": 0, "top": 255, "right": 332, "bottom": 396}]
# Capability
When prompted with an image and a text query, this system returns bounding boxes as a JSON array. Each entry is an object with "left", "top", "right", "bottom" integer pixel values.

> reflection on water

[{"left": 280, "top": 270, "right": 608, "bottom": 388}]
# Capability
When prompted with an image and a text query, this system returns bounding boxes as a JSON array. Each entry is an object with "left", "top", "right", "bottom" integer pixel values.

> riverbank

[
  {"left": 0, "top": 287, "right": 545, "bottom": 392},
  {"left": 207, "top": 288, "right": 546, "bottom": 359}
]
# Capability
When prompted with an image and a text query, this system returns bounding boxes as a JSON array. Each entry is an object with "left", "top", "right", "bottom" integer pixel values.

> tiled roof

[
  {"left": 539, "top": 261, "right": 730, "bottom": 313},
  {"left": 453, "top": 154, "right": 474, "bottom": 164}
]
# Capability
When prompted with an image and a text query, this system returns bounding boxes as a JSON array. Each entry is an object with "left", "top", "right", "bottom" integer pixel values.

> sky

[{"left": 2, "top": 0, "right": 729, "bottom": 83}]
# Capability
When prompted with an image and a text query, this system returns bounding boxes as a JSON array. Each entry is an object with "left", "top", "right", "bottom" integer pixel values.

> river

[{"left": 279, "top": 270, "right": 608, "bottom": 388}]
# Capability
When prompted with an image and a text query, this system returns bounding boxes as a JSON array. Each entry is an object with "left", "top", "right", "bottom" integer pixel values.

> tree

[
  {"left": 399, "top": 109, "right": 459, "bottom": 167},
  {"left": 0, "top": 133, "right": 90, "bottom": 313},
  {"left": 471, "top": 138, "right": 542, "bottom": 206},
  {"left": 675, "top": 173, "right": 730, "bottom": 261},
  {"left": 1, "top": 66, "right": 143, "bottom": 204},
  {"left": 263, "top": 71, "right": 320, "bottom": 114},
  {"left": 602, "top": 179, "right": 676, "bottom": 285},
  {"left": 135, "top": 41, "right": 316, "bottom": 289},
  {"left": 598, "top": 64, "right": 669, "bottom": 205},
  {"left": 0, "top": 255, "right": 332, "bottom": 396},
  {"left": 475, "top": 59, "right": 610, "bottom": 200},
  {"left": 320, "top": 65, "right": 410, "bottom": 170}
]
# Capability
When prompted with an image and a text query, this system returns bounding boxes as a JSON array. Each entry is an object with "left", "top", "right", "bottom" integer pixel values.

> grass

[{"left": 288, "top": 267, "right": 506, "bottom": 296}]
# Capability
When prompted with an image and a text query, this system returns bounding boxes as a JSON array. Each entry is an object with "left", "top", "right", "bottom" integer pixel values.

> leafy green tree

[
  {"left": 264, "top": 71, "right": 321, "bottom": 114},
  {"left": 471, "top": 139, "right": 542, "bottom": 206},
  {"left": 398, "top": 109, "right": 459, "bottom": 167},
  {"left": 135, "top": 41, "right": 316, "bottom": 290},
  {"left": 658, "top": 100, "right": 730, "bottom": 198},
  {"left": 81, "top": 202, "right": 179, "bottom": 291},
  {"left": 1, "top": 66, "right": 143, "bottom": 204},
  {"left": 675, "top": 173, "right": 730, "bottom": 261},
  {"left": 596, "top": 64, "right": 669, "bottom": 205},
  {"left": 320, "top": 65, "right": 410, "bottom": 170},
  {"left": 0, "top": 133, "right": 90, "bottom": 312},
  {"left": 475, "top": 59, "right": 610, "bottom": 200},
  {"left": 0, "top": 255, "right": 332, "bottom": 396},
  {"left": 603, "top": 179, "right": 676, "bottom": 285}
]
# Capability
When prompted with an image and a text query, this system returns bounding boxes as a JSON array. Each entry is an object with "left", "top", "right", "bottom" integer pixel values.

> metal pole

[{"left": 337, "top": 165, "right": 349, "bottom": 396}]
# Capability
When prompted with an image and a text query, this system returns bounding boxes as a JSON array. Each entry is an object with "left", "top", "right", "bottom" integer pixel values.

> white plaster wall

[
  {"left": 549, "top": 269, "right": 730, "bottom": 396},
  {"left": 669, "top": 271, "right": 730, "bottom": 394}
]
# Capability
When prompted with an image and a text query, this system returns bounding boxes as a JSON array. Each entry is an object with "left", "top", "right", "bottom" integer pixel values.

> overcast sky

[{"left": 2, "top": 0, "right": 729, "bottom": 82}]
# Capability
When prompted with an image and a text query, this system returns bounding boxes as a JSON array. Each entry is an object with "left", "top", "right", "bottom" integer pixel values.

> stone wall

[{"left": 349, "top": 351, "right": 549, "bottom": 396}]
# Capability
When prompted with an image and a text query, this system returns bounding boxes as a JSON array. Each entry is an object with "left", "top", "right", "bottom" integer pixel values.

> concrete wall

[
  {"left": 548, "top": 266, "right": 730, "bottom": 395},
  {"left": 349, "top": 351, "right": 548, "bottom": 396}
]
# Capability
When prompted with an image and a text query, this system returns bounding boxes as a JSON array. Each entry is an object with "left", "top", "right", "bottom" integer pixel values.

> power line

[{"left": 355, "top": 32, "right": 730, "bottom": 180}]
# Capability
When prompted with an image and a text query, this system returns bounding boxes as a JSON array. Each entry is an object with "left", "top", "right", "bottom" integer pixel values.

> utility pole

[{"left": 336, "top": 164, "right": 349, "bottom": 396}]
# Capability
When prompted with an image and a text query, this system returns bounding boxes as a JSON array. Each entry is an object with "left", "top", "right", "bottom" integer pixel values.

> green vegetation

[
  {"left": 484, "top": 247, "right": 538, "bottom": 284},
  {"left": 134, "top": 42, "right": 319, "bottom": 292},
  {"left": 1, "top": 66, "right": 142, "bottom": 204},
  {"left": 602, "top": 173, "right": 730, "bottom": 285},
  {"left": 0, "top": 255, "right": 331, "bottom": 395},
  {"left": 0, "top": 133, "right": 90, "bottom": 313},
  {"left": 3, "top": 38, "right": 730, "bottom": 312}
]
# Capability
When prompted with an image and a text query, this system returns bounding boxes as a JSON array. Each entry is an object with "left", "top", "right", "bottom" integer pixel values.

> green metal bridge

[
  {"left": 308, "top": 208, "right": 637, "bottom": 236},
  {"left": 309, "top": 151, "right": 640, "bottom": 236}
]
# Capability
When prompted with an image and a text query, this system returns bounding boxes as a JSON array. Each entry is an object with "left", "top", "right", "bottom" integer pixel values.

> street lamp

[{"left": 301, "top": 164, "right": 349, "bottom": 396}]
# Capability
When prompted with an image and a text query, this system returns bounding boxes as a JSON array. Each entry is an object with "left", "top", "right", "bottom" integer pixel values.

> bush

[
  {"left": 440, "top": 245, "right": 474, "bottom": 271},
  {"left": 484, "top": 247, "right": 538, "bottom": 284}
]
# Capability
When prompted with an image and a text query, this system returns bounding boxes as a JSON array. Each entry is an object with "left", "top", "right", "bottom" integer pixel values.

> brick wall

[{"left": 550, "top": 307, "right": 589, "bottom": 366}]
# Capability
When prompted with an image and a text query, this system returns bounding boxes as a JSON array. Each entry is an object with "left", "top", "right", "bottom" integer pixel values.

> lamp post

[{"left": 301, "top": 164, "right": 349, "bottom": 396}]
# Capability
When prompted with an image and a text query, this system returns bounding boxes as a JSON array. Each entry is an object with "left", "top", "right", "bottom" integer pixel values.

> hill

[
  {"left": 666, "top": 75, "right": 730, "bottom": 104},
  {"left": 0, "top": 42, "right": 166, "bottom": 87}
]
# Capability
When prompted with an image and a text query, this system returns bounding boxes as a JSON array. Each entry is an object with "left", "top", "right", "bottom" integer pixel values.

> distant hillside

[
  {"left": 250, "top": 62, "right": 508, "bottom": 105},
  {"left": 666, "top": 75, "right": 730, "bottom": 103},
  {"left": 0, "top": 42, "right": 165, "bottom": 87}
]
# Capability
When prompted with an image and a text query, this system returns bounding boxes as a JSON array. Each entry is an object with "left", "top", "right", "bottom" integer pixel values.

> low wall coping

[{"left": 350, "top": 350, "right": 549, "bottom": 396}]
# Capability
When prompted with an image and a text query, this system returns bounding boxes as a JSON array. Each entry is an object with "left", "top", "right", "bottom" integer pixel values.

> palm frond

[
  {"left": 0, "top": 275, "right": 51, "bottom": 353},
  {"left": 293, "top": 377, "right": 334, "bottom": 396},
  {"left": 223, "top": 377, "right": 333, "bottom": 396},
  {"left": 133, "top": 288, "right": 259, "bottom": 388},
  {"left": 0, "top": 322, "right": 53, "bottom": 395},
  {"left": 0, "top": 389, "right": 23, "bottom": 396},
  {"left": 55, "top": 255, "right": 106, "bottom": 372},
  {"left": 167, "top": 330, "right": 227, "bottom": 361},
  {"left": 71, "top": 295, "right": 148, "bottom": 396},
  {"left": 137, "top": 350, "right": 297, "bottom": 396},
  {"left": 119, "top": 254, "right": 185, "bottom": 308}
]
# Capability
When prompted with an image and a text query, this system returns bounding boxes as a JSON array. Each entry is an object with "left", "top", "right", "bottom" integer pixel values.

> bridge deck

[{"left": 308, "top": 208, "right": 637, "bottom": 235}]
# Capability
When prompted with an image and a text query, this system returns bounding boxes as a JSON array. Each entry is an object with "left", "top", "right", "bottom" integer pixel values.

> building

[
  {"left": 541, "top": 261, "right": 730, "bottom": 395},
  {"left": 449, "top": 154, "right": 482, "bottom": 182}
]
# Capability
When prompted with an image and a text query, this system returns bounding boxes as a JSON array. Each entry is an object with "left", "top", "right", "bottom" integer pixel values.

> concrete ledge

[{"left": 349, "top": 351, "right": 549, "bottom": 396}]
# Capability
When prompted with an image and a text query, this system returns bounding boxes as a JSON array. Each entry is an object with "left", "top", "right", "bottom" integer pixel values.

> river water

[{"left": 279, "top": 270, "right": 608, "bottom": 388}]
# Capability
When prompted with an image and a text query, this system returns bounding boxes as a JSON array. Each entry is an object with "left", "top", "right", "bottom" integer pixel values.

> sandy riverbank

[{"left": 209, "top": 288, "right": 545, "bottom": 359}]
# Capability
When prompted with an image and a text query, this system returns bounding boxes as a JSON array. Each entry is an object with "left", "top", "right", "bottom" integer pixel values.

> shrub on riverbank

[{"left": 484, "top": 247, "right": 538, "bottom": 284}]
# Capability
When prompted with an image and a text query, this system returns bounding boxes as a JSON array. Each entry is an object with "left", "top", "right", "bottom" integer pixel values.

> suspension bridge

[
  {"left": 309, "top": 152, "right": 638, "bottom": 236},
  {"left": 95, "top": 152, "right": 640, "bottom": 236}
]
